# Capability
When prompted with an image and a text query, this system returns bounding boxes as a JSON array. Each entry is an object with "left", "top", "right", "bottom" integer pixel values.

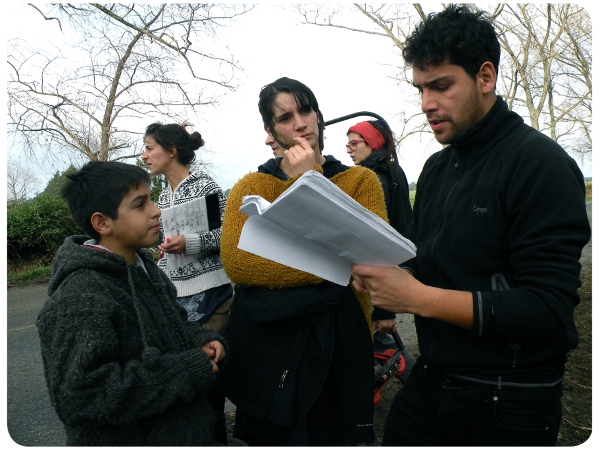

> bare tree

[
  {"left": 7, "top": 160, "right": 41, "bottom": 202},
  {"left": 7, "top": 3, "right": 253, "bottom": 163},
  {"left": 297, "top": 3, "right": 433, "bottom": 150},
  {"left": 493, "top": 4, "right": 592, "bottom": 160},
  {"left": 298, "top": 3, "right": 592, "bottom": 162}
]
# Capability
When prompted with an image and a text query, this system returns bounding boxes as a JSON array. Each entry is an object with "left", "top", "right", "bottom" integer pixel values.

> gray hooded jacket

[{"left": 37, "top": 235, "right": 227, "bottom": 446}]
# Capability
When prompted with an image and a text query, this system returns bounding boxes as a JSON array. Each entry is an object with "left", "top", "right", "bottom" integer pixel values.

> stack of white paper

[
  {"left": 238, "top": 170, "right": 416, "bottom": 285},
  {"left": 161, "top": 196, "right": 214, "bottom": 269}
]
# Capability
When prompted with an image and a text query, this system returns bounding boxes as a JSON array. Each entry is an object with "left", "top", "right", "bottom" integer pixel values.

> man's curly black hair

[{"left": 402, "top": 4, "right": 500, "bottom": 80}]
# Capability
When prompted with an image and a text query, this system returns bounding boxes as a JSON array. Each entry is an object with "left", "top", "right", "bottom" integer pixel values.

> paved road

[
  {"left": 6, "top": 283, "right": 65, "bottom": 446},
  {"left": 5, "top": 202, "right": 591, "bottom": 446},
  {"left": 5, "top": 283, "right": 235, "bottom": 446}
]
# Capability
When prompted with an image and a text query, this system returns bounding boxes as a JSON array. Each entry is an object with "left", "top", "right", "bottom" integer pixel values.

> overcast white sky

[
  {"left": 203, "top": 2, "right": 594, "bottom": 190},
  {"left": 5, "top": 2, "right": 594, "bottom": 194}
]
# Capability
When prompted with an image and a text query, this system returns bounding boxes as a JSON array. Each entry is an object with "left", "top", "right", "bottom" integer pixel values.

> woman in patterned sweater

[{"left": 142, "top": 121, "right": 232, "bottom": 443}]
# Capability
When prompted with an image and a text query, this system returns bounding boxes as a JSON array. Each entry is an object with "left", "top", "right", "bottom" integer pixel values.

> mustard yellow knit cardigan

[{"left": 220, "top": 165, "right": 389, "bottom": 329}]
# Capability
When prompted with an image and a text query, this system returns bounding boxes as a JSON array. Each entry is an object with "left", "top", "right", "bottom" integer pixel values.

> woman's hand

[
  {"left": 158, "top": 235, "right": 186, "bottom": 254},
  {"left": 285, "top": 136, "right": 319, "bottom": 177}
]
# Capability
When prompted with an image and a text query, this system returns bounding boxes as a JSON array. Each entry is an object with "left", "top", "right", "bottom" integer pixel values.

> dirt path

[{"left": 557, "top": 202, "right": 592, "bottom": 445}]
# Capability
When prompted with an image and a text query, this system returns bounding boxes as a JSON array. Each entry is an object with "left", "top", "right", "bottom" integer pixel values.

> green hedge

[{"left": 7, "top": 193, "right": 82, "bottom": 259}]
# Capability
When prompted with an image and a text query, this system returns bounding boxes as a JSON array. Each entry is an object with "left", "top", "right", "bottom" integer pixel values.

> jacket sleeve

[
  {"left": 181, "top": 315, "right": 230, "bottom": 367},
  {"left": 336, "top": 167, "right": 389, "bottom": 222},
  {"left": 37, "top": 291, "right": 216, "bottom": 428},
  {"left": 472, "top": 141, "right": 590, "bottom": 340}
]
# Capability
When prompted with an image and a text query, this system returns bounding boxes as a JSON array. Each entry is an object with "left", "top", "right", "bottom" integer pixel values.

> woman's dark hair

[
  {"left": 144, "top": 120, "right": 204, "bottom": 166},
  {"left": 402, "top": 4, "right": 500, "bottom": 81},
  {"left": 369, "top": 120, "right": 398, "bottom": 165},
  {"left": 258, "top": 77, "right": 325, "bottom": 151}
]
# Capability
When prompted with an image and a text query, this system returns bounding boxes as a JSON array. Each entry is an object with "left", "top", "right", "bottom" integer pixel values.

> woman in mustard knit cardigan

[{"left": 220, "top": 77, "right": 389, "bottom": 446}]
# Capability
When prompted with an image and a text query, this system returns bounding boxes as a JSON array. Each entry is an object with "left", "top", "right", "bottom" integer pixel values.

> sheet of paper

[
  {"left": 238, "top": 215, "right": 352, "bottom": 285},
  {"left": 161, "top": 196, "right": 211, "bottom": 269},
  {"left": 237, "top": 170, "right": 416, "bottom": 285}
]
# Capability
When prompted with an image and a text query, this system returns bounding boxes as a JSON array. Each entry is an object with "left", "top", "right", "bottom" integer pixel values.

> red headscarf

[{"left": 348, "top": 122, "right": 386, "bottom": 151}]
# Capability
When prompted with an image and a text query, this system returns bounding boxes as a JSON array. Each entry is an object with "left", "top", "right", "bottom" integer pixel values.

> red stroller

[{"left": 373, "top": 330, "right": 406, "bottom": 406}]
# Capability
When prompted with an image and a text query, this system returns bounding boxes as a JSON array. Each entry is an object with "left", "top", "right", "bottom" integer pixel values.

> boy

[{"left": 36, "top": 161, "right": 227, "bottom": 446}]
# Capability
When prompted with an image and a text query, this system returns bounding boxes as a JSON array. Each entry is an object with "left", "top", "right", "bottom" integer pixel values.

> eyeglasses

[{"left": 346, "top": 139, "right": 366, "bottom": 151}]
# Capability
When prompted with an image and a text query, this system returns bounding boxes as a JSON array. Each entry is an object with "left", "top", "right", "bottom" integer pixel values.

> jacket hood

[
  {"left": 48, "top": 235, "right": 137, "bottom": 297},
  {"left": 258, "top": 155, "right": 348, "bottom": 181},
  {"left": 48, "top": 235, "right": 184, "bottom": 370},
  {"left": 48, "top": 236, "right": 127, "bottom": 296},
  {"left": 257, "top": 157, "right": 285, "bottom": 178}
]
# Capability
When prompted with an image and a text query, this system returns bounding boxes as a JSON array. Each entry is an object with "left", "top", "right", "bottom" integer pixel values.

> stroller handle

[{"left": 323, "top": 111, "right": 387, "bottom": 127}]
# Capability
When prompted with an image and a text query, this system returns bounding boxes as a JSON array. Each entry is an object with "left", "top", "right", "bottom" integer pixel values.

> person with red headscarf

[{"left": 346, "top": 119, "right": 416, "bottom": 383}]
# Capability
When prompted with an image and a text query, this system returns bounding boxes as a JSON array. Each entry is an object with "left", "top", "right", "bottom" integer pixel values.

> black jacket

[
  {"left": 222, "top": 283, "right": 374, "bottom": 443},
  {"left": 405, "top": 97, "right": 591, "bottom": 383},
  {"left": 361, "top": 149, "right": 412, "bottom": 236},
  {"left": 361, "top": 149, "right": 413, "bottom": 322}
]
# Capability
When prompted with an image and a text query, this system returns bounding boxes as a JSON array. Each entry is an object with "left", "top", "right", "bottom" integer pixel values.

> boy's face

[
  {"left": 103, "top": 183, "right": 161, "bottom": 256},
  {"left": 269, "top": 92, "right": 320, "bottom": 153}
]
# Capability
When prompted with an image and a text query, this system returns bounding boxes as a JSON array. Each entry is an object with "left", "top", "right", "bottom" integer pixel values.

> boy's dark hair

[
  {"left": 402, "top": 4, "right": 500, "bottom": 81},
  {"left": 61, "top": 161, "right": 151, "bottom": 240},
  {"left": 144, "top": 120, "right": 204, "bottom": 166},
  {"left": 258, "top": 77, "right": 325, "bottom": 151}
]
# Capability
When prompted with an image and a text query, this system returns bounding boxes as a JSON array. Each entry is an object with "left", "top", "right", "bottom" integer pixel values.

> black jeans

[{"left": 382, "top": 362, "right": 563, "bottom": 446}]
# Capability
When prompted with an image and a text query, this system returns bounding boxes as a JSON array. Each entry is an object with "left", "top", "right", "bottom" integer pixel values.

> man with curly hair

[{"left": 351, "top": 5, "right": 590, "bottom": 446}]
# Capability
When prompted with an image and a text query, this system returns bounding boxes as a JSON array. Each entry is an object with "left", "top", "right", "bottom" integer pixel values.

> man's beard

[{"left": 438, "top": 89, "right": 484, "bottom": 145}]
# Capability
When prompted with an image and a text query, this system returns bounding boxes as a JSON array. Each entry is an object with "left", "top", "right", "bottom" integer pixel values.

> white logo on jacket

[{"left": 473, "top": 204, "right": 488, "bottom": 215}]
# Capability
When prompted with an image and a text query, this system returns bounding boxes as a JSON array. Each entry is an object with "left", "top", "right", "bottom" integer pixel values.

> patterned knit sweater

[
  {"left": 157, "top": 170, "right": 231, "bottom": 297},
  {"left": 221, "top": 163, "right": 389, "bottom": 327},
  {"left": 37, "top": 236, "right": 227, "bottom": 446}
]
